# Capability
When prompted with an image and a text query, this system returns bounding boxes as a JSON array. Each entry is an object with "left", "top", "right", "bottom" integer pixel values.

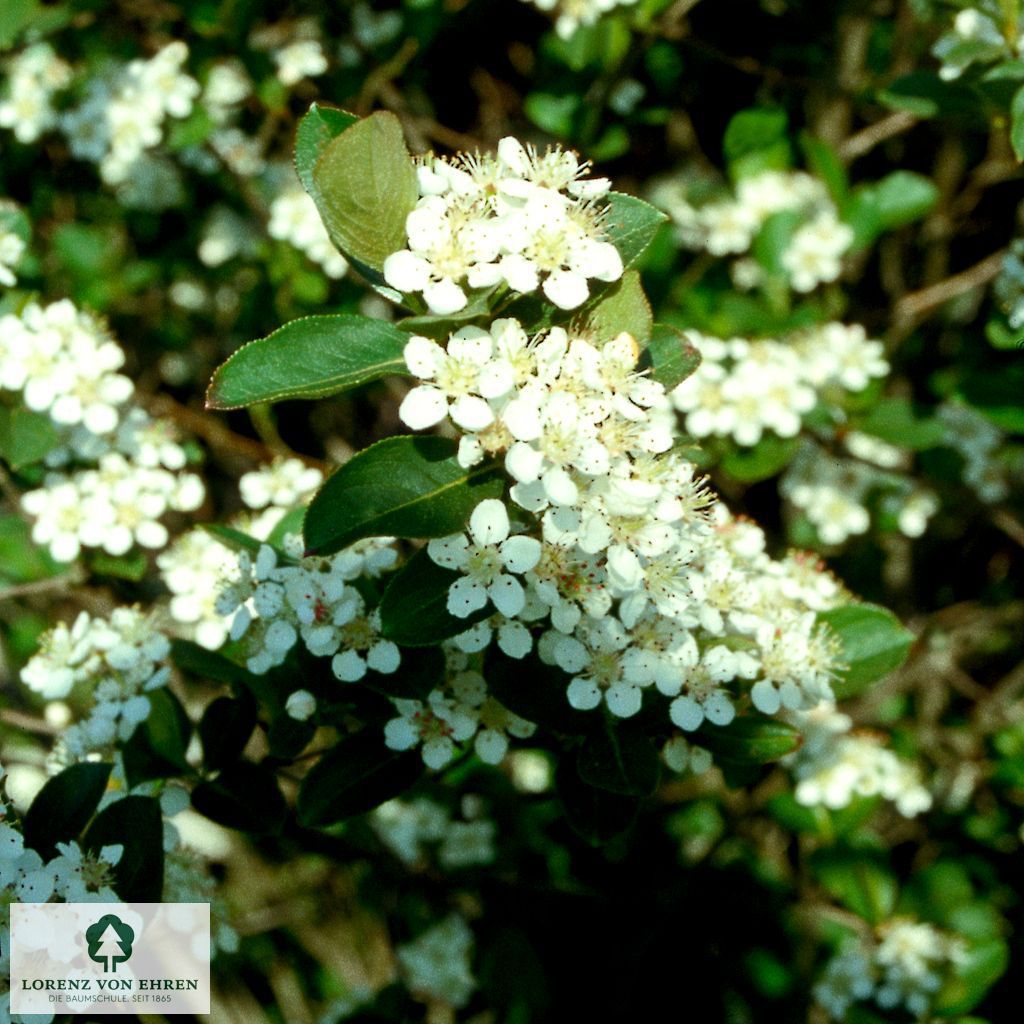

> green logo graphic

[{"left": 86, "top": 914, "right": 135, "bottom": 972}]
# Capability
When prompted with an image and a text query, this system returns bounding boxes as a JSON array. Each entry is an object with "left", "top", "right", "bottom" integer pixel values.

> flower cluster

[
  {"left": 784, "top": 703, "right": 932, "bottom": 817},
  {"left": 216, "top": 536, "right": 400, "bottom": 677},
  {"left": 782, "top": 440, "right": 939, "bottom": 546},
  {"left": 396, "top": 914, "right": 476, "bottom": 1009},
  {"left": 521, "top": 0, "right": 640, "bottom": 39},
  {"left": 0, "top": 43, "right": 71, "bottom": 143},
  {"left": 815, "top": 920, "right": 965, "bottom": 1019},
  {"left": 20, "top": 608, "right": 171, "bottom": 760},
  {"left": 0, "top": 820, "right": 122, "bottom": 905},
  {"left": 933, "top": 2, "right": 1024, "bottom": 80},
  {"left": 383, "top": 661, "right": 538, "bottom": 769},
  {"left": 670, "top": 324, "right": 888, "bottom": 448},
  {"left": 61, "top": 42, "right": 200, "bottom": 185},
  {"left": 653, "top": 169, "right": 854, "bottom": 292},
  {"left": 389, "top": 314, "right": 848, "bottom": 752},
  {"left": 383, "top": 137, "right": 623, "bottom": 314},
  {"left": 371, "top": 796, "right": 496, "bottom": 870},
  {"left": 0, "top": 202, "right": 27, "bottom": 287},
  {"left": 0, "top": 300, "right": 205, "bottom": 562}
]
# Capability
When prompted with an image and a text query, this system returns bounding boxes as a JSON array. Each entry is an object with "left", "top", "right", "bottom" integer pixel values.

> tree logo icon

[{"left": 86, "top": 914, "right": 135, "bottom": 972}]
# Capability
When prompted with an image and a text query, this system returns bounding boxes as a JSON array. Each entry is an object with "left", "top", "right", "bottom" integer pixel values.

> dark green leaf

[
  {"left": 303, "top": 435, "right": 505, "bottom": 556},
  {"left": 378, "top": 547, "right": 492, "bottom": 646},
  {"left": 192, "top": 763, "right": 287, "bottom": 834},
  {"left": 199, "top": 694, "right": 257, "bottom": 772},
  {"left": 23, "top": 762, "right": 112, "bottom": 859},
  {"left": 82, "top": 795, "right": 164, "bottom": 902},
  {"left": 698, "top": 715, "right": 802, "bottom": 764},
  {"left": 811, "top": 848, "right": 898, "bottom": 924},
  {"left": 296, "top": 731, "right": 423, "bottom": 827},
  {"left": 577, "top": 720, "right": 661, "bottom": 796},
  {"left": 207, "top": 314, "right": 410, "bottom": 409},
  {"left": 120, "top": 689, "right": 192, "bottom": 786}
]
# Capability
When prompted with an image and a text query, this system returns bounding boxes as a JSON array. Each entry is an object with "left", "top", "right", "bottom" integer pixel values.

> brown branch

[
  {"left": 840, "top": 111, "right": 918, "bottom": 161},
  {"left": 893, "top": 249, "right": 1007, "bottom": 322}
]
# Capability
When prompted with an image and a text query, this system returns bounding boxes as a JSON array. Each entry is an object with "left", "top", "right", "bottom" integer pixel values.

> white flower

[
  {"left": 384, "top": 691, "right": 479, "bottom": 770},
  {"left": 240, "top": 457, "right": 323, "bottom": 510},
  {"left": 273, "top": 39, "right": 328, "bottom": 86},
  {"left": 285, "top": 689, "right": 317, "bottom": 721},
  {"left": 428, "top": 499, "right": 542, "bottom": 618}
]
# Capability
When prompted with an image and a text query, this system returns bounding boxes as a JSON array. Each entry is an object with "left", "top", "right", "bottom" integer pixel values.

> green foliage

[
  {"left": 207, "top": 314, "right": 410, "bottom": 409},
  {"left": 297, "top": 732, "right": 423, "bottom": 827},
  {"left": 22, "top": 762, "right": 111, "bottom": 859},
  {"left": 309, "top": 111, "right": 418, "bottom": 273},
  {"left": 818, "top": 605, "right": 915, "bottom": 699},
  {"left": 303, "top": 436, "right": 505, "bottom": 556}
]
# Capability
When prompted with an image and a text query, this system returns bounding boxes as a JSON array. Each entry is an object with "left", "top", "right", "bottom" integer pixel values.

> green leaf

[
  {"left": 296, "top": 731, "right": 423, "bottom": 827},
  {"left": 817, "top": 604, "right": 914, "bottom": 699},
  {"left": 1011, "top": 84, "right": 1024, "bottom": 162},
  {"left": 582, "top": 270, "right": 653, "bottom": 343},
  {"left": 310, "top": 111, "right": 418, "bottom": 272},
  {"left": 753, "top": 209, "right": 804, "bottom": 276},
  {"left": 933, "top": 939, "right": 1009, "bottom": 1015},
  {"left": 82, "top": 795, "right": 164, "bottom": 902},
  {"left": 639, "top": 323, "right": 702, "bottom": 390},
  {"left": 577, "top": 720, "right": 661, "bottom": 796},
  {"left": 303, "top": 435, "right": 505, "bottom": 556},
  {"left": 207, "top": 314, "right": 410, "bottom": 409},
  {"left": 721, "top": 436, "right": 800, "bottom": 482},
  {"left": 295, "top": 102, "right": 358, "bottom": 196},
  {"left": 379, "top": 547, "right": 492, "bottom": 646},
  {"left": 0, "top": 407, "right": 59, "bottom": 470},
  {"left": 811, "top": 848, "right": 898, "bottom": 925},
  {"left": 192, "top": 763, "right": 287, "bottom": 835},
  {"left": 872, "top": 171, "right": 939, "bottom": 229},
  {"left": 198, "top": 694, "right": 257, "bottom": 772},
  {"left": 22, "top": 762, "right": 112, "bottom": 859},
  {"left": 723, "top": 107, "right": 792, "bottom": 179},
  {"left": 800, "top": 133, "right": 848, "bottom": 204},
  {"left": 120, "top": 689, "right": 193, "bottom": 786},
  {"left": 698, "top": 715, "right": 802, "bottom": 764},
  {"left": 603, "top": 191, "right": 668, "bottom": 268},
  {"left": 88, "top": 549, "right": 148, "bottom": 581},
  {"left": 171, "top": 638, "right": 256, "bottom": 688},
  {"left": 878, "top": 72, "right": 981, "bottom": 120},
  {"left": 959, "top": 365, "right": 1024, "bottom": 433},
  {"left": 857, "top": 397, "right": 945, "bottom": 450}
]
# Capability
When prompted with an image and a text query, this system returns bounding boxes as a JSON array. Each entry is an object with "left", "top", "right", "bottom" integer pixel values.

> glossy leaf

[
  {"left": 207, "top": 314, "right": 410, "bottom": 409},
  {"left": 303, "top": 435, "right": 505, "bottom": 556}
]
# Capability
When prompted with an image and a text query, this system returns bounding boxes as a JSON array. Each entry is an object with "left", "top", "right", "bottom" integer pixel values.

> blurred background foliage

[{"left": 0, "top": 0, "right": 1023, "bottom": 1022}]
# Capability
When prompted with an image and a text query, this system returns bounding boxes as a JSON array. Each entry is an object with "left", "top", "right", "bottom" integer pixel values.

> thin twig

[
  {"left": 840, "top": 111, "right": 918, "bottom": 161},
  {"left": 893, "top": 249, "right": 1007, "bottom": 322}
]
